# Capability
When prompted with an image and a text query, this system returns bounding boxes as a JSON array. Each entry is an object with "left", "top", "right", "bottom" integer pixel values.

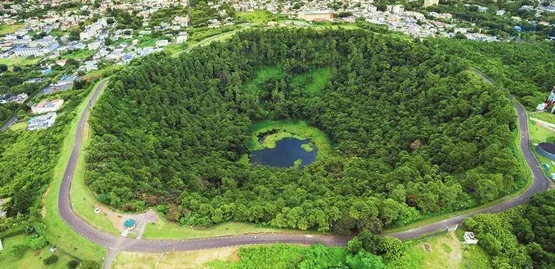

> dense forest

[
  {"left": 464, "top": 190, "right": 555, "bottom": 268},
  {"left": 0, "top": 87, "right": 91, "bottom": 236},
  {"left": 85, "top": 28, "right": 528, "bottom": 233}
]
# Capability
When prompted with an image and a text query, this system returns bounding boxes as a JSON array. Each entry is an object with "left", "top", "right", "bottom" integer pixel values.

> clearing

[
  {"left": 0, "top": 233, "right": 76, "bottom": 269},
  {"left": 112, "top": 247, "right": 241, "bottom": 269}
]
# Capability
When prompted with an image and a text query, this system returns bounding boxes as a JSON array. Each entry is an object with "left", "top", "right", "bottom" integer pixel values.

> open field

[
  {"left": 0, "top": 24, "right": 23, "bottom": 35},
  {"left": 42, "top": 80, "right": 107, "bottom": 262},
  {"left": 0, "top": 233, "right": 76, "bottom": 269},
  {"left": 402, "top": 231, "right": 490, "bottom": 269},
  {"left": 291, "top": 67, "right": 332, "bottom": 94},
  {"left": 112, "top": 247, "right": 241, "bottom": 269},
  {"left": 9, "top": 121, "right": 27, "bottom": 131},
  {"left": 0, "top": 57, "right": 41, "bottom": 66},
  {"left": 62, "top": 49, "right": 95, "bottom": 60}
]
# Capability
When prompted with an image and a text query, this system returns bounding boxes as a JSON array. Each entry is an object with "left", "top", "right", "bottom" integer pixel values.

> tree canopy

[{"left": 86, "top": 28, "right": 525, "bottom": 233}]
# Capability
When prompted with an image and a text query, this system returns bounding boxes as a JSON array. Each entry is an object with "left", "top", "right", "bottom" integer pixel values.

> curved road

[{"left": 58, "top": 77, "right": 550, "bottom": 267}]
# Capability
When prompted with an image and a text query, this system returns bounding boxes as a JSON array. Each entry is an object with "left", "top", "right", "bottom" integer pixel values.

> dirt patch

[
  {"left": 423, "top": 243, "right": 432, "bottom": 253},
  {"left": 41, "top": 186, "right": 51, "bottom": 218},
  {"left": 230, "top": 248, "right": 241, "bottom": 262},
  {"left": 34, "top": 249, "right": 41, "bottom": 256}
]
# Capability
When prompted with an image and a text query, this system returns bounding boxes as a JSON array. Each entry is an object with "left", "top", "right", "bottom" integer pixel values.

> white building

[
  {"left": 31, "top": 99, "right": 64, "bottom": 114},
  {"left": 27, "top": 112, "right": 57, "bottom": 130},
  {"left": 88, "top": 40, "right": 103, "bottom": 50},
  {"left": 156, "top": 39, "right": 169, "bottom": 47},
  {"left": 176, "top": 32, "right": 188, "bottom": 44}
]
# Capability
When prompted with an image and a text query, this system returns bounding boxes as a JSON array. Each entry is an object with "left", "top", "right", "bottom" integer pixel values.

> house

[
  {"left": 55, "top": 59, "right": 67, "bottom": 67},
  {"left": 298, "top": 10, "right": 334, "bottom": 22},
  {"left": 176, "top": 32, "right": 188, "bottom": 44},
  {"left": 88, "top": 40, "right": 103, "bottom": 50},
  {"left": 423, "top": 0, "right": 439, "bottom": 7},
  {"left": 155, "top": 39, "right": 169, "bottom": 47},
  {"left": 31, "top": 99, "right": 64, "bottom": 114},
  {"left": 27, "top": 112, "right": 57, "bottom": 130}
]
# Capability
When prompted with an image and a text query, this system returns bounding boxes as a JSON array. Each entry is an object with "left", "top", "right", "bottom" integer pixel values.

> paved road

[
  {"left": 57, "top": 75, "right": 550, "bottom": 267},
  {"left": 0, "top": 115, "right": 17, "bottom": 131}
]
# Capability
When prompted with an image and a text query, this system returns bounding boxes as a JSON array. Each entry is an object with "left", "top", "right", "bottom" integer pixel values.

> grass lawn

[
  {"left": 42, "top": 80, "right": 108, "bottom": 262},
  {"left": 291, "top": 67, "right": 333, "bottom": 94},
  {"left": 61, "top": 49, "right": 95, "bottom": 60},
  {"left": 112, "top": 247, "right": 241, "bottom": 269},
  {"left": 243, "top": 66, "right": 283, "bottom": 94},
  {"left": 142, "top": 218, "right": 306, "bottom": 239},
  {"left": 527, "top": 119, "right": 555, "bottom": 175},
  {"left": 530, "top": 111, "right": 555, "bottom": 124},
  {"left": 0, "top": 24, "right": 23, "bottom": 35},
  {"left": 0, "top": 57, "right": 41, "bottom": 66},
  {"left": 0, "top": 233, "right": 76, "bottom": 269},
  {"left": 236, "top": 10, "right": 277, "bottom": 25},
  {"left": 9, "top": 121, "right": 27, "bottom": 131},
  {"left": 401, "top": 232, "right": 490, "bottom": 269},
  {"left": 248, "top": 120, "right": 332, "bottom": 161}
]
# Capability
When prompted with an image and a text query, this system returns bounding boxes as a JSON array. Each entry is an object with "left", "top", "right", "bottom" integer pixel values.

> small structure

[
  {"left": 27, "top": 112, "right": 57, "bottom": 130},
  {"left": 463, "top": 232, "right": 478, "bottom": 245},
  {"left": 537, "top": 142, "right": 555, "bottom": 161},
  {"left": 155, "top": 40, "right": 169, "bottom": 47},
  {"left": 123, "top": 218, "right": 136, "bottom": 230},
  {"left": 298, "top": 11, "right": 334, "bottom": 22},
  {"left": 94, "top": 208, "right": 101, "bottom": 214}
]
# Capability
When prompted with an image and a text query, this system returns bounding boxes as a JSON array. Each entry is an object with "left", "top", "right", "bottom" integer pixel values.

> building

[
  {"left": 156, "top": 39, "right": 169, "bottom": 47},
  {"left": 298, "top": 11, "right": 334, "bottom": 22},
  {"left": 31, "top": 99, "right": 64, "bottom": 114},
  {"left": 176, "top": 32, "right": 188, "bottom": 44},
  {"left": 423, "top": 0, "right": 439, "bottom": 8},
  {"left": 27, "top": 112, "right": 57, "bottom": 130}
]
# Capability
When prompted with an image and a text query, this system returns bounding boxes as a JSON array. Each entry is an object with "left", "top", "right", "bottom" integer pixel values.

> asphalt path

[
  {"left": 0, "top": 115, "right": 17, "bottom": 131},
  {"left": 57, "top": 75, "right": 550, "bottom": 267}
]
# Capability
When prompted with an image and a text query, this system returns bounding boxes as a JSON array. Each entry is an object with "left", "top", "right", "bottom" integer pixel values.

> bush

[
  {"left": 10, "top": 244, "right": 27, "bottom": 257},
  {"left": 43, "top": 254, "right": 59, "bottom": 265},
  {"left": 67, "top": 259, "right": 80, "bottom": 269}
]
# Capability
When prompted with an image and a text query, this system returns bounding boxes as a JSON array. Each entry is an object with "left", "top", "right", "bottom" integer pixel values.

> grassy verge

[
  {"left": 0, "top": 57, "right": 41, "bottom": 66},
  {"left": 527, "top": 119, "right": 555, "bottom": 175},
  {"left": 41, "top": 79, "right": 107, "bottom": 262},
  {"left": 0, "top": 233, "right": 76, "bottom": 269},
  {"left": 112, "top": 247, "right": 242, "bottom": 269},
  {"left": 248, "top": 120, "right": 332, "bottom": 159},
  {"left": 386, "top": 104, "right": 533, "bottom": 233},
  {"left": 142, "top": 218, "right": 310, "bottom": 239},
  {"left": 61, "top": 49, "right": 95, "bottom": 60},
  {"left": 70, "top": 116, "right": 121, "bottom": 235}
]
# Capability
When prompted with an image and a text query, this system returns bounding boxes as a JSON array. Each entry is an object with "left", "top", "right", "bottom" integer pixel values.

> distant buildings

[
  {"left": 27, "top": 112, "right": 57, "bottom": 130},
  {"left": 0, "top": 93, "right": 28, "bottom": 104},
  {"left": 424, "top": 0, "right": 439, "bottom": 8},
  {"left": 31, "top": 99, "right": 64, "bottom": 114},
  {"left": 40, "top": 75, "right": 77, "bottom": 95},
  {"left": 156, "top": 39, "right": 169, "bottom": 47},
  {"left": 298, "top": 11, "right": 334, "bottom": 22}
]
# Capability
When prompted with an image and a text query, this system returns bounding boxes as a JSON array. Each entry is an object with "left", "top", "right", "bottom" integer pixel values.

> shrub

[
  {"left": 43, "top": 254, "right": 59, "bottom": 265},
  {"left": 67, "top": 259, "right": 80, "bottom": 269}
]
